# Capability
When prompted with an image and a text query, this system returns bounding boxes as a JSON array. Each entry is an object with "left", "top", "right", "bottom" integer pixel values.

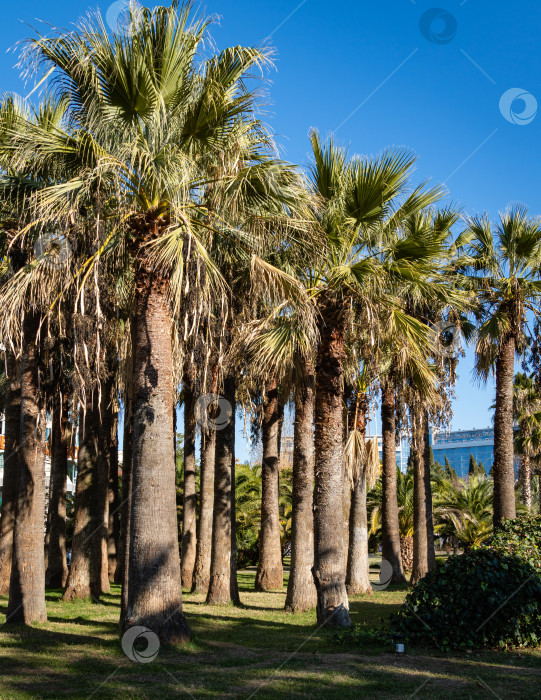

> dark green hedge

[
  {"left": 392, "top": 549, "right": 541, "bottom": 650},
  {"left": 484, "top": 514, "right": 541, "bottom": 572}
]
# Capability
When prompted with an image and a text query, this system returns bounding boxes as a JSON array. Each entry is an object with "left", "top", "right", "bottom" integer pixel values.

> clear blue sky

[{"left": 3, "top": 1, "right": 540, "bottom": 460}]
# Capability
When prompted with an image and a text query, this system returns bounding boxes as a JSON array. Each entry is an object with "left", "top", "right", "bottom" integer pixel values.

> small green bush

[
  {"left": 392, "top": 549, "right": 541, "bottom": 650},
  {"left": 484, "top": 514, "right": 541, "bottom": 572}
]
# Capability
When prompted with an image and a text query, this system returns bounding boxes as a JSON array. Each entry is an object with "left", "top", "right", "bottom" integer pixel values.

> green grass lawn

[{"left": 1, "top": 563, "right": 540, "bottom": 699}]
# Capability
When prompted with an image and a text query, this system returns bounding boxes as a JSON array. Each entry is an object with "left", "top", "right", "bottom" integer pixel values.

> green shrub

[
  {"left": 392, "top": 549, "right": 541, "bottom": 650},
  {"left": 484, "top": 514, "right": 541, "bottom": 572}
]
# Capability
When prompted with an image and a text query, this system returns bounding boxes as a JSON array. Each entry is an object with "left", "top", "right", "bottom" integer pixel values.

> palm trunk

[
  {"left": 493, "top": 335, "right": 517, "bottom": 525},
  {"left": 45, "top": 392, "right": 69, "bottom": 588},
  {"left": 285, "top": 368, "right": 317, "bottom": 612},
  {"left": 7, "top": 311, "right": 47, "bottom": 624},
  {"left": 380, "top": 383, "right": 405, "bottom": 583},
  {"left": 312, "top": 298, "right": 351, "bottom": 627},
  {"left": 181, "top": 372, "right": 197, "bottom": 590},
  {"left": 63, "top": 400, "right": 100, "bottom": 601},
  {"left": 341, "top": 388, "right": 352, "bottom": 572},
  {"left": 96, "top": 383, "right": 113, "bottom": 596},
  {"left": 411, "top": 408, "right": 428, "bottom": 585},
  {"left": 423, "top": 413, "right": 436, "bottom": 572},
  {"left": 119, "top": 401, "right": 133, "bottom": 624},
  {"left": 230, "top": 402, "right": 240, "bottom": 607},
  {"left": 346, "top": 474, "right": 371, "bottom": 595},
  {"left": 107, "top": 412, "right": 120, "bottom": 582},
  {"left": 346, "top": 391, "right": 372, "bottom": 596},
  {"left": 0, "top": 354, "right": 20, "bottom": 595},
  {"left": 255, "top": 377, "right": 284, "bottom": 591},
  {"left": 519, "top": 455, "right": 532, "bottom": 510},
  {"left": 126, "top": 271, "right": 190, "bottom": 643},
  {"left": 207, "top": 374, "right": 240, "bottom": 605},
  {"left": 192, "top": 425, "right": 215, "bottom": 594}
]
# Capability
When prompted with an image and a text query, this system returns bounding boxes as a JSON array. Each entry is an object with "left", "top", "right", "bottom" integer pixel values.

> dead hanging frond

[
  {"left": 344, "top": 432, "right": 380, "bottom": 490},
  {"left": 365, "top": 437, "right": 380, "bottom": 489},
  {"left": 250, "top": 254, "right": 310, "bottom": 312}
]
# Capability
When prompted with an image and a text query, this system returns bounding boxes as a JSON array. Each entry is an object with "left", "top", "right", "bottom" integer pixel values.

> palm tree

[
  {"left": 434, "top": 474, "right": 494, "bottom": 549},
  {"left": 342, "top": 353, "right": 379, "bottom": 596},
  {"left": 0, "top": 95, "right": 73, "bottom": 623},
  {"left": 255, "top": 376, "right": 284, "bottom": 591},
  {"left": 285, "top": 365, "right": 317, "bottom": 611},
  {"left": 391, "top": 208, "right": 467, "bottom": 584},
  {"left": 513, "top": 372, "right": 539, "bottom": 509},
  {"left": 242, "top": 304, "right": 318, "bottom": 610},
  {"left": 379, "top": 377, "right": 405, "bottom": 582},
  {"left": 192, "top": 354, "right": 218, "bottom": 595},
  {"left": 376, "top": 204, "right": 466, "bottom": 586},
  {"left": 207, "top": 370, "right": 240, "bottom": 605},
  {"left": 369, "top": 467, "right": 415, "bottom": 570},
  {"left": 181, "top": 365, "right": 197, "bottom": 590},
  {"left": 21, "top": 3, "right": 301, "bottom": 637},
  {"left": 45, "top": 391, "right": 70, "bottom": 588},
  {"left": 305, "top": 132, "right": 445, "bottom": 625},
  {"left": 0, "top": 352, "right": 20, "bottom": 595},
  {"left": 119, "top": 398, "right": 133, "bottom": 625},
  {"left": 466, "top": 206, "right": 541, "bottom": 525},
  {"left": 192, "top": 423, "right": 215, "bottom": 593},
  {"left": 6, "top": 308, "right": 47, "bottom": 623},
  {"left": 345, "top": 426, "right": 379, "bottom": 594}
]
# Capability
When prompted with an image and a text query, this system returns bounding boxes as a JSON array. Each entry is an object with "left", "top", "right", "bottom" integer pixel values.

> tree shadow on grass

[
  {"left": 45, "top": 615, "right": 119, "bottom": 629},
  {"left": 2, "top": 636, "right": 537, "bottom": 700},
  {"left": 44, "top": 587, "right": 121, "bottom": 607},
  {"left": 0, "top": 622, "right": 121, "bottom": 654}
]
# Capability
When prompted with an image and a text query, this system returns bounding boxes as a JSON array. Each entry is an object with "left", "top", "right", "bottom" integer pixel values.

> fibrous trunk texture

[
  {"left": 346, "top": 475, "right": 372, "bottom": 595},
  {"left": 0, "top": 353, "right": 20, "bottom": 595},
  {"left": 192, "top": 425, "right": 215, "bottom": 594},
  {"left": 126, "top": 267, "right": 190, "bottom": 643},
  {"left": 45, "top": 392, "right": 69, "bottom": 588},
  {"left": 181, "top": 371, "right": 197, "bottom": 590},
  {"left": 380, "top": 383, "right": 405, "bottom": 583},
  {"left": 312, "top": 299, "right": 351, "bottom": 627},
  {"left": 107, "top": 412, "right": 120, "bottom": 582},
  {"left": 520, "top": 455, "right": 532, "bottom": 510},
  {"left": 63, "top": 397, "right": 106, "bottom": 601},
  {"left": 7, "top": 311, "right": 47, "bottom": 624},
  {"left": 400, "top": 536, "right": 413, "bottom": 571},
  {"left": 207, "top": 374, "right": 240, "bottom": 605},
  {"left": 285, "top": 369, "right": 317, "bottom": 612},
  {"left": 346, "top": 391, "right": 372, "bottom": 596},
  {"left": 411, "top": 408, "right": 428, "bottom": 586},
  {"left": 119, "top": 402, "right": 133, "bottom": 625},
  {"left": 95, "top": 380, "right": 114, "bottom": 596},
  {"left": 423, "top": 413, "right": 436, "bottom": 572},
  {"left": 493, "top": 335, "right": 517, "bottom": 525},
  {"left": 255, "top": 377, "right": 284, "bottom": 591}
]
